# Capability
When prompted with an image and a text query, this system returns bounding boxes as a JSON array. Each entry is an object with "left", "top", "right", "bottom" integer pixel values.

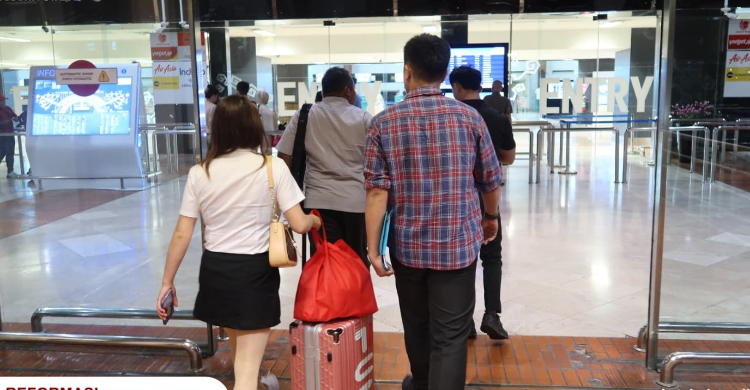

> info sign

[{"left": 55, "top": 60, "right": 118, "bottom": 97}]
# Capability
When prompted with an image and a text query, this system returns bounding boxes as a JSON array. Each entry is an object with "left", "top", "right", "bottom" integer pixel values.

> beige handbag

[{"left": 266, "top": 156, "right": 299, "bottom": 268}]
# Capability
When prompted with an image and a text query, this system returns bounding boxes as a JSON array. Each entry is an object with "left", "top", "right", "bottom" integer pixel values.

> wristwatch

[{"left": 482, "top": 211, "right": 500, "bottom": 220}]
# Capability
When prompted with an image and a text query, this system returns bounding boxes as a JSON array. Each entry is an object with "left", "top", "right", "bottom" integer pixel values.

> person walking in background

[
  {"left": 484, "top": 80, "right": 513, "bottom": 123},
  {"left": 0, "top": 94, "right": 19, "bottom": 179},
  {"left": 450, "top": 65, "right": 516, "bottom": 340},
  {"left": 204, "top": 85, "right": 220, "bottom": 133},
  {"left": 157, "top": 96, "right": 321, "bottom": 390},
  {"left": 276, "top": 67, "right": 373, "bottom": 266},
  {"left": 257, "top": 91, "right": 278, "bottom": 134},
  {"left": 237, "top": 81, "right": 256, "bottom": 105},
  {"left": 364, "top": 34, "right": 502, "bottom": 390}
]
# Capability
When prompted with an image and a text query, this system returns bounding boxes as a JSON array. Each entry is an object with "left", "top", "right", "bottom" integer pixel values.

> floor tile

[
  {"left": 58, "top": 234, "right": 133, "bottom": 257},
  {"left": 706, "top": 232, "right": 750, "bottom": 248}
]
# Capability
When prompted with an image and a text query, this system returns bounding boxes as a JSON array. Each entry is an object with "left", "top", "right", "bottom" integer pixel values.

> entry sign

[{"left": 56, "top": 60, "right": 118, "bottom": 97}]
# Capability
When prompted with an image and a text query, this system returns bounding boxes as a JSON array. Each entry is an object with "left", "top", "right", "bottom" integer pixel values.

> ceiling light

[
  {"left": 0, "top": 62, "right": 26, "bottom": 67},
  {"left": 0, "top": 37, "right": 31, "bottom": 43},
  {"left": 253, "top": 29, "right": 276, "bottom": 37},
  {"left": 599, "top": 21, "right": 623, "bottom": 28},
  {"left": 423, "top": 25, "right": 438, "bottom": 33}
]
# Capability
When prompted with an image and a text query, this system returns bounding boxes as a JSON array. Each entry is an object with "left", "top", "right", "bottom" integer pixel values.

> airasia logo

[{"left": 741, "top": 20, "right": 749, "bottom": 31}]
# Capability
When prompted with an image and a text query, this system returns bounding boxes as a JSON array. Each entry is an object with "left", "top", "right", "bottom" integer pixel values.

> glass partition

[
  {"left": 0, "top": 21, "right": 203, "bottom": 327},
  {"left": 649, "top": 6, "right": 750, "bottom": 367}
]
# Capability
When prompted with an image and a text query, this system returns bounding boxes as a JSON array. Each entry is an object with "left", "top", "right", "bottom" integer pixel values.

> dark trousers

[
  {"left": 392, "top": 254, "right": 477, "bottom": 390},
  {"left": 480, "top": 224, "right": 503, "bottom": 313},
  {"left": 308, "top": 208, "right": 369, "bottom": 268},
  {"left": 478, "top": 194, "right": 503, "bottom": 314},
  {"left": 0, "top": 136, "right": 15, "bottom": 174}
]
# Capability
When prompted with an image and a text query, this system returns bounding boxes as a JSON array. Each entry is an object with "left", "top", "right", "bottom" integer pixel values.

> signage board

[
  {"left": 56, "top": 68, "right": 118, "bottom": 85},
  {"left": 724, "top": 19, "right": 750, "bottom": 98}
]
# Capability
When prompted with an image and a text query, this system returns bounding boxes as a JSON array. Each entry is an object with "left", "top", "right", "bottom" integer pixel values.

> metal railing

[
  {"left": 622, "top": 127, "right": 710, "bottom": 183},
  {"left": 535, "top": 127, "right": 620, "bottom": 184},
  {"left": 711, "top": 126, "right": 750, "bottom": 182},
  {"left": 0, "top": 331, "right": 203, "bottom": 373},
  {"left": 0, "top": 132, "right": 29, "bottom": 178},
  {"left": 511, "top": 128, "right": 534, "bottom": 183},
  {"left": 138, "top": 123, "right": 197, "bottom": 173},
  {"left": 35, "top": 171, "right": 162, "bottom": 191},
  {"left": 634, "top": 321, "right": 750, "bottom": 352},
  {"left": 31, "top": 307, "right": 218, "bottom": 358},
  {"left": 656, "top": 352, "right": 750, "bottom": 388}
]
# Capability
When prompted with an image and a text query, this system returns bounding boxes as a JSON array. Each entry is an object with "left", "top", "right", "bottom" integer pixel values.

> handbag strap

[
  {"left": 310, "top": 209, "right": 328, "bottom": 257},
  {"left": 265, "top": 156, "right": 279, "bottom": 223}
]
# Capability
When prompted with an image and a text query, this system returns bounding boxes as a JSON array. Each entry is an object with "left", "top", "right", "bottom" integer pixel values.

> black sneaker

[
  {"left": 480, "top": 313, "right": 509, "bottom": 340},
  {"left": 402, "top": 375, "right": 414, "bottom": 390}
]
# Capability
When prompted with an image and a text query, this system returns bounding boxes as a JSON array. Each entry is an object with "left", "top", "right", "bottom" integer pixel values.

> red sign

[
  {"left": 151, "top": 47, "right": 178, "bottom": 61},
  {"left": 728, "top": 35, "right": 750, "bottom": 50},
  {"left": 66, "top": 60, "right": 99, "bottom": 97}
]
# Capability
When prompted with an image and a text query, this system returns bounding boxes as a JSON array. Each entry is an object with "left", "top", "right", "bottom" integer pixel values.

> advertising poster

[
  {"left": 150, "top": 32, "right": 193, "bottom": 61},
  {"left": 152, "top": 61, "right": 194, "bottom": 104},
  {"left": 724, "top": 19, "right": 750, "bottom": 98}
]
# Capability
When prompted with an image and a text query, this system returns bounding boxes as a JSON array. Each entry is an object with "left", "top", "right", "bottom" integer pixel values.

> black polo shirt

[{"left": 462, "top": 99, "right": 515, "bottom": 159}]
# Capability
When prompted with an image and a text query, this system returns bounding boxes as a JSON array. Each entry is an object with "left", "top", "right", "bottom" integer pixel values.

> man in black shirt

[{"left": 450, "top": 65, "right": 516, "bottom": 340}]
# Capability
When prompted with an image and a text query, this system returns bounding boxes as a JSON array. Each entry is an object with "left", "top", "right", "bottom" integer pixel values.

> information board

[
  {"left": 31, "top": 77, "right": 133, "bottom": 136},
  {"left": 441, "top": 44, "right": 508, "bottom": 90}
]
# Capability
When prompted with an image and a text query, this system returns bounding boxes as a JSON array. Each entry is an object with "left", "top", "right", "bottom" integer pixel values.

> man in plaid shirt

[{"left": 364, "top": 34, "right": 502, "bottom": 390}]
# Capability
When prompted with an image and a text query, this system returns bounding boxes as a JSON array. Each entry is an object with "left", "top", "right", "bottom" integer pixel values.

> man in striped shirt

[{"left": 364, "top": 34, "right": 502, "bottom": 390}]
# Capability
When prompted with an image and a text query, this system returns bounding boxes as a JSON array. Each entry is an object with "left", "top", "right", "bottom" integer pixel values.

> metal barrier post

[
  {"left": 549, "top": 131, "right": 555, "bottom": 172},
  {"left": 17, "top": 133, "right": 26, "bottom": 176},
  {"left": 703, "top": 128, "right": 710, "bottom": 183},
  {"left": 173, "top": 132, "right": 179, "bottom": 172},
  {"left": 711, "top": 128, "right": 719, "bottom": 182},
  {"left": 536, "top": 131, "right": 543, "bottom": 184},
  {"left": 689, "top": 130, "right": 697, "bottom": 173},
  {"left": 218, "top": 327, "right": 229, "bottom": 341},
  {"left": 623, "top": 129, "right": 630, "bottom": 183},
  {"left": 529, "top": 130, "right": 534, "bottom": 184},
  {"left": 558, "top": 125, "right": 577, "bottom": 175},
  {"left": 615, "top": 130, "right": 620, "bottom": 183}
]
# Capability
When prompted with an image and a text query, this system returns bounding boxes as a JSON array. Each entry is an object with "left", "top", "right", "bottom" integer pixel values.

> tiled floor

[
  {"left": 1, "top": 322, "right": 750, "bottom": 389},
  {"left": 1, "top": 137, "right": 749, "bottom": 341}
]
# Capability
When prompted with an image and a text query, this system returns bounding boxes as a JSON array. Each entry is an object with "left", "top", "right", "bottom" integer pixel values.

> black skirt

[{"left": 193, "top": 250, "right": 281, "bottom": 330}]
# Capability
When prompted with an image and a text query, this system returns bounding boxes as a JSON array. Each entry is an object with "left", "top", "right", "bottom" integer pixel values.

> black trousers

[
  {"left": 392, "top": 254, "right": 477, "bottom": 390},
  {"left": 308, "top": 208, "right": 369, "bottom": 268},
  {"left": 479, "top": 194, "right": 503, "bottom": 314},
  {"left": 0, "top": 136, "right": 15, "bottom": 174},
  {"left": 479, "top": 223, "right": 503, "bottom": 313}
]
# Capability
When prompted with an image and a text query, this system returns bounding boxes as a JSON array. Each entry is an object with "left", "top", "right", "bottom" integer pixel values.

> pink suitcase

[{"left": 290, "top": 316, "right": 375, "bottom": 390}]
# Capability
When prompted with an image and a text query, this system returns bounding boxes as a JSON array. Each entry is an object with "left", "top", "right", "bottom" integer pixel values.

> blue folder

[{"left": 379, "top": 210, "right": 393, "bottom": 270}]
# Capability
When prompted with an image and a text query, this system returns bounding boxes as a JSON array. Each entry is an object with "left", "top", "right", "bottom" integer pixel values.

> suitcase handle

[{"left": 326, "top": 328, "right": 343, "bottom": 344}]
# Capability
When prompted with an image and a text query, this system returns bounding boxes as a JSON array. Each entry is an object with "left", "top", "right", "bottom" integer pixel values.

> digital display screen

[
  {"left": 31, "top": 77, "right": 133, "bottom": 136},
  {"left": 441, "top": 45, "right": 508, "bottom": 90}
]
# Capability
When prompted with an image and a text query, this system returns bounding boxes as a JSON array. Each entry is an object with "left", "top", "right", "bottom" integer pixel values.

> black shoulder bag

[{"left": 290, "top": 103, "right": 313, "bottom": 189}]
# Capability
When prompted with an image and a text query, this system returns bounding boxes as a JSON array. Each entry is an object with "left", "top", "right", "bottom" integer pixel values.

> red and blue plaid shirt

[{"left": 364, "top": 86, "right": 502, "bottom": 270}]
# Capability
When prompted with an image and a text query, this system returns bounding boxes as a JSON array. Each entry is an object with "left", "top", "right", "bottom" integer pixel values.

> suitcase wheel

[{"left": 259, "top": 373, "right": 280, "bottom": 390}]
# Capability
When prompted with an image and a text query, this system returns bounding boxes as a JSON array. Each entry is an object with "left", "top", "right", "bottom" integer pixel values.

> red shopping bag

[{"left": 294, "top": 210, "right": 379, "bottom": 322}]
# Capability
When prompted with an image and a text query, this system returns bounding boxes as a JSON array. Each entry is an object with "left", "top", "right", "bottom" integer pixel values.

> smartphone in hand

[{"left": 161, "top": 289, "right": 174, "bottom": 325}]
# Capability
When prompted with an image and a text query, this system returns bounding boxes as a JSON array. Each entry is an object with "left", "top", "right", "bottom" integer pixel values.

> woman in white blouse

[{"left": 157, "top": 95, "right": 320, "bottom": 390}]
